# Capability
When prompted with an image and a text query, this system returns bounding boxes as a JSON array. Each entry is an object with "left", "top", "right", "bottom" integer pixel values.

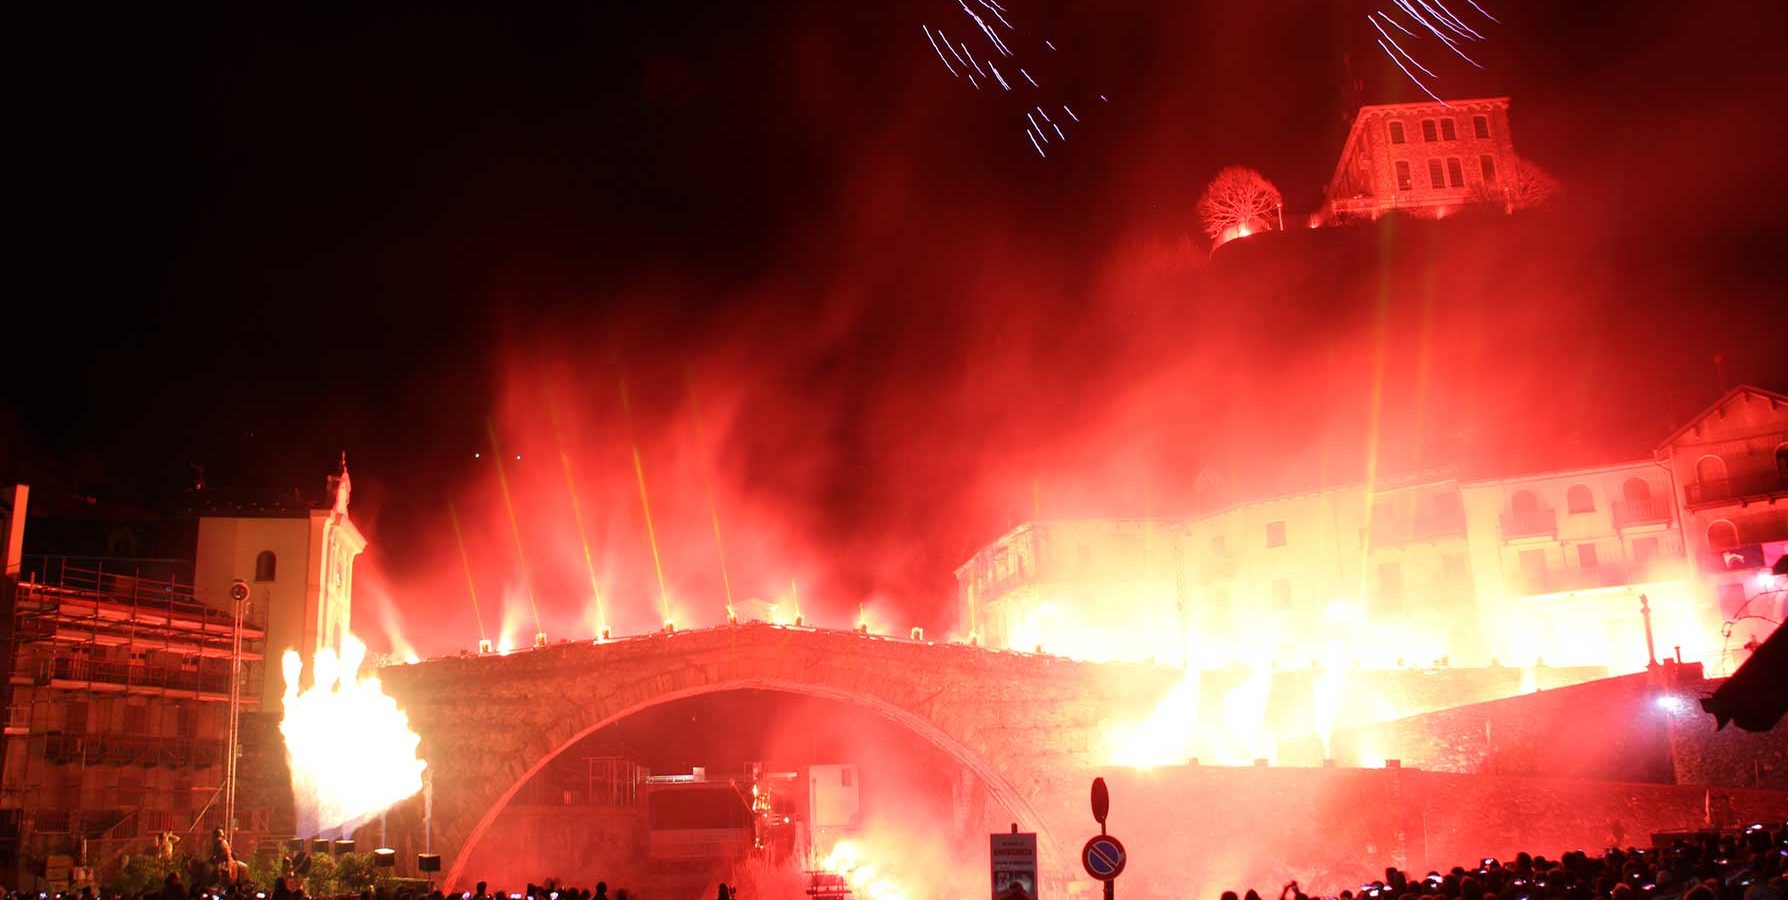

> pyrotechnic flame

[
  {"left": 819, "top": 840, "right": 911, "bottom": 900},
  {"left": 280, "top": 635, "right": 427, "bottom": 836}
]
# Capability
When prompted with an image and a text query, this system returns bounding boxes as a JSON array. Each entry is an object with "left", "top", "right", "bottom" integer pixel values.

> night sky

[{"left": 10, "top": 2, "right": 1788, "bottom": 650}]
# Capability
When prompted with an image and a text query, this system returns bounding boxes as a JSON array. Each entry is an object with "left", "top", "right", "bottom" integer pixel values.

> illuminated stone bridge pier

[{"left": 374, "top": 624, "right": 1180, "bottom": 887}]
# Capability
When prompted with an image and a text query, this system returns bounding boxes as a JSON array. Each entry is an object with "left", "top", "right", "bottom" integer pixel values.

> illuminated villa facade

[
  {"left": 956, "top": 386, "right": 1788, "bottom": 675},
  {"left": 1323, "top": 97, "right": 1523, "bottom": 222}
]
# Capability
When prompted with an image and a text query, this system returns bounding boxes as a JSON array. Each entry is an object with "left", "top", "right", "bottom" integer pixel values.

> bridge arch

[{"left": 441, "top": 676, "right": 1062, "bottom": 887}]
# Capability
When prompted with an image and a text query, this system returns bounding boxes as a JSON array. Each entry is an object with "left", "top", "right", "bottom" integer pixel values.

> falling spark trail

[
  {"left": 1465, "top": 0, "right": 1499, "bottom": 22},
  {"left": 1099, "top": 94, "right": 1109, "bottom": 102},
  {"left": 1371, "top": 15, "right": 1437, "bottom": 79},
  {"left": 447, "top": 500, "right": 487, "bottom": 643},
  {"left": 1026, "top": 112, "right": 1047, "bottom": 140},
  {"left": 1044, "top": 39, "right": 1056, "bottom": 50},
  {"left": 1027, "top": 129, "right": 1046, "bottom": 157},
  {"left": 923, "top": 26, "right": 959, "bottom": 77},
  {"left": 962, "top": 45, "right": 987, "bottom": 77},
  {"left": 974, "top": 0, "right": 1013, "bottom": 31},
  {"left": 1052, "top": 122, "right": 1065, "bottom": 141},
  {"left": 547, "top": 394, "right": 607, "bottom": 636},
  {"left": 988, "top": 60, "right": 1012, "bottom": 90},
  {"left": 1020, "top": 68, "right": 1038, "bottom": 87},
  {"left": 1036, "top": 105, "right": 1051, "bottom": 122},
  {"left": 1062, "top": 104, "right": 1078, "bottom": 122},
  {"left": 1393, "top": 0, "right": 1483, "bottom": 67},
  {"left": 959, "top": 0, "right": 1012, "bottom": 56},
  {"left": 941, "top": 30, "right": 970, "bottom": 69},
  {"left": 684, "top": 367, "right": 735, "bottom": 611},
  {"left": 966, "top": 72, "right": 980, "bottom": 89},
  {"left": 1378, "top": 9, "right": 1417, "bottom": 37},
  {"left": 618, "top": 380, "right": 673, "bottom": 627},
  {"left": 1414, "top": 0, "right": 1484, "bottom": 39},
  {"left": 1379, "top": 39, "right": 1447, "bottom": 104},
  {"left": 485, "top": 418, "right": 543, "bottom": 638}
]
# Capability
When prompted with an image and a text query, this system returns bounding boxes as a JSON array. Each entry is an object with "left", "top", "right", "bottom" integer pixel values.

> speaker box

[
  {"left": 417, "top": 854, "right": 442, "bottom": 873},
  {"left": 373, "top": 849, "right": 396, "bottom": 868},
  {"left": 333, "top": 840, "right": 356, "bottom": 855}
]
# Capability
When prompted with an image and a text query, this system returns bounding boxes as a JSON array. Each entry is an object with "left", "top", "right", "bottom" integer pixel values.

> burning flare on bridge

[{"left": 280, "top": 634, "right": 428, "bottom": 835}]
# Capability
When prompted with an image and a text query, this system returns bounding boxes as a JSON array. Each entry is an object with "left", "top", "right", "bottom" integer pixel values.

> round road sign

[{"left": 1082, "top": 834, "right": 1127, "bottom": 881}]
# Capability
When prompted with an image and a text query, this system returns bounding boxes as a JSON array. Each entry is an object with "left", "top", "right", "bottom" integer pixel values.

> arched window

[
  {"left": 1389, "top": 121, "right": 1406, "bottom": 144},
  {"left": 1776, "top": 444, "right": 1788, "bottom": 484},
  {"left": 1707, "top": 520, "right": 1739, "bottom": 551},
  {"left": 1566, "top": 484, "right": 1595, "bottom": 514},
  {"left": 1622, "top": 477, "right": 1652, "bottom": 503},
  {"left": 1695, "top": 454, "right": 1727, "bottom": 485},
  {"left": 1510, "top": 490, "right": 1539, "bottom": 514},
  {"left": 254, "top": 551, "right": 277, "bottom": 582}
]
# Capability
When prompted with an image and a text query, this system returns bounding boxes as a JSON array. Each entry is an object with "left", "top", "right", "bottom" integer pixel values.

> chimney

[{"left": 3, "top": 485, "right": 27, "bottom": 578}]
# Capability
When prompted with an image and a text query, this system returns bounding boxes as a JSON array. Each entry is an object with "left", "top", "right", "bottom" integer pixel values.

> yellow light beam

[
  {"left": 684, "top": 365, "right": 735, "bottom": 610},
  {"left": 447, "top": 500, "right": 487, "bottom": 642},
  {"left": 486, "top": 418, "right": 544, "bottom": 637},
  {"left": 547, "top": 393, "right": 608, "bottom": 635},
  {"left": 620, "top": 379, "right": 673, "bottom": 625}
]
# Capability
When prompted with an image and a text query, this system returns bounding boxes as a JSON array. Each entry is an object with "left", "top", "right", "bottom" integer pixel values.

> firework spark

[
  {"left": 1374, "top": 0, "right": 1495, "bottom": 101},
  {"left": 919, "top": 0, "right": 1102, "bottom": 156}
]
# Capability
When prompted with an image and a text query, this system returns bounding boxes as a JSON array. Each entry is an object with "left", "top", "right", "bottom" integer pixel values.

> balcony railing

[
  {"left": 24, "top": 654, "right": 254, "bottom": 701},
  {"left": 1514, "top": 563, "right": 1635, "bottom": 596},
  {"left": 39, "top": 733, "right": 224, "bottom": 769},
  {"left": 1685, "top": 471, "right": 1788, "bottom": 507},
  {"left": 1611, "top": 496, "right": 1672, "bottom": 530},
  {"left": 1500, "top": 507, "right": 1558, "bottom": 540}
]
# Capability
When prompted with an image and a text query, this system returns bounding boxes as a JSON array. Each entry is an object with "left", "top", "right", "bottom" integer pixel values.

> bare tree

[
  {"left": 1510, "top": 157, "right": 1561, "bottom": 210},
  {"left": 1197, "top": 166, "right": 1283, "bottom": 241}
]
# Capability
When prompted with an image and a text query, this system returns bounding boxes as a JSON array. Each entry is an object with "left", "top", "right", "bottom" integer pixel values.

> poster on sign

[{"left": 991, "top": 830, "right": 1039, "bottom": 900}]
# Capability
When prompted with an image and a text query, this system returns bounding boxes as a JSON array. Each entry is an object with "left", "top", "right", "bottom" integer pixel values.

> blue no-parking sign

[{"left": 1081, "top": 834, "right": 1127, "bottom": 881}]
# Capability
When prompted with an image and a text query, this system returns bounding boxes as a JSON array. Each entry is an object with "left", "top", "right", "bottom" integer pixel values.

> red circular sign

[{"left": 1082, "top": 835, "right": 1127, "bottom": 881}]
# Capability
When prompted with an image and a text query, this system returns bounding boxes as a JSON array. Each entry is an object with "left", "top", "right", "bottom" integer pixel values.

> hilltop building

[{"left": 1323, "top": 97, "right": 1522, "bottom": 222}]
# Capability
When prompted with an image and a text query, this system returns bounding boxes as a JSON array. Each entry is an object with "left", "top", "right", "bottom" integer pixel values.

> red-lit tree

[
  {"left": 1510, "top": 157, "right": 1561, "bottom": 210},
  {"left": 1197, "top": 166, "right": 1282, "bottom": 242}
]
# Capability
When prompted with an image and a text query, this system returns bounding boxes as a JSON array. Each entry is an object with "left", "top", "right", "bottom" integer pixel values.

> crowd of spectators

[{"left": 1230, "top": 823, "right": 1788, "bottom": 900}]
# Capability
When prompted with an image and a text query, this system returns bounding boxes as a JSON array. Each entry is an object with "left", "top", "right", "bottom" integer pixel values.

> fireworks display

[{"left": 920, "top": 0, "right": 1106, "bottom": 157}]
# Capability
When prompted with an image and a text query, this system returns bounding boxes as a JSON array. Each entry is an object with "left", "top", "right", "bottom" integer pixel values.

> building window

[
  {"left": 1566, "top": 484, "right": 1595, "bottom": 514},
  {"left": 1422, "top": 119, "right": 1438, "bottom": 142},
  {"left": 1622, "top": 477, "right": 1651, "bottom": 503},
  {"left": 1510, "top": 490, "right": 1540, "bottom": 514},
  {"left": 1447, "top": 158, "right": 1465, "bottom": 187},
  {"left": 1272, "top": 578, "right": 1293, "bottom": 610},
  {"left": 1577, "top": 544, "right": 1599, "bottom": 569},
  {"left": 1707, "top": 520, "right": 1739, "bottom": 551},
  {"left": 254, "top": 550, "right": 277, "bottom": 582},
  {"left": 1777, "top": 444, "right": 1788, "bottom": 484},
  {"left": 1428, "top": 159, "right": 1445, "bottom": 188},
  {"left": 1473, "top": 115, "right": 1490, "bottom": 139},
  {"left": 1441, "top": 118, "right": 1457, "bottom": 141},
  {"left": 1632, "top": 536, "right": 1660, "bottom": 568},
  {"left": 1396, "top": 160, "right": 1413, "bottom": 191},
  {"left": 1390, "top": 121, "right": 1406, "bottom": 144},
  {"left": 1695, "top": 454, "right": 1727, "bottom": 485},
  {"left": 1265, "top": 521, "right": 1287, "bottom": 548},
  {"left": 1716, "top": 581, "right": 1747, "bottom": 617},
  {"left": 1480, "top": 155, "right": 1497, "bottom": 183},
  {"left": 1519, "top": 548, "right": 1547, "bottom": 592}
]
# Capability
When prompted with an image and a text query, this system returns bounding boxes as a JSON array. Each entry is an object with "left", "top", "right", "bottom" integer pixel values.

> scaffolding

[{"left": 1, "top": 556, "right": 269, "bottom": 889}]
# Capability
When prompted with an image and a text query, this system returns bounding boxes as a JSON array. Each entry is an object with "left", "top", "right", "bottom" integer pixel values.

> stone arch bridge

[{"left": 374, "top": 624, "right": 1179, "bottom": 887}]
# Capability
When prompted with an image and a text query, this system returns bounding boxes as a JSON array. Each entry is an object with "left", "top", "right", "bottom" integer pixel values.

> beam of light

[
  {"left": 987, "top": 60, "right": 1012, "bottom": 90},
  {"left": 684, "top": 365, "right": 735, "bottom": 612},
  {"left": 280, "top": 635, "right": 426, "bottom": 836},
  {"left": 1062, "top": 104, "right": 1078, "bottom": 122},
  {"left": 1027, "top": 129, "right": 1046, "bottom": 157},
  {"left": 1020, "top": 67, "right": 1038, "bottom": 87},
  {"left": 446, "top": 500, "right": 487, "bottom": 643},
  {"left": 546, "top": 393, "right": 608, "bottom": 637},
  {"left": 922, "top": 25, "right": 958, "bottom": 77},
  {"left": 618, "top": 379, "right": 674, "bottom": 628},
  {"left": 485, "top": 418, "right": 543, "bottom": 638},
  {"left": 1371, "top": 15, "right": 1438, "bottom": 80},
  {"left": 959, "top": 0, "right": 1012, "bottom": 57},
  {"left": 790, "top": 579, "right": 804, "bottom": 624}
]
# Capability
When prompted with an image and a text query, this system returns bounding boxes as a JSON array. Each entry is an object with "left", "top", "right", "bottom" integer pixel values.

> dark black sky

[{"left": 10, "top": 2, "right": 1788, "bottom": 643}]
